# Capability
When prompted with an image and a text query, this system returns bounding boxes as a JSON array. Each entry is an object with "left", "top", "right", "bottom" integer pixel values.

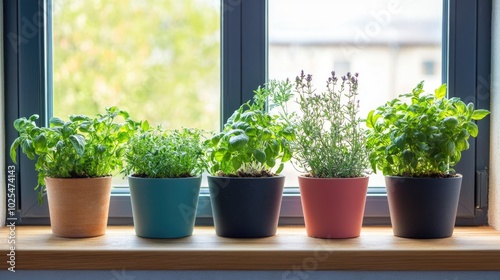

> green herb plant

[
  {"left": 293, "top": 71, "right": 369, "bottom": 178},
  {"left": 123, "top": 127, "right": 207, "bottom": 178},
  {"left": 366, "top": 81, "right": 490, "bottom": 177},
  {"left": 10, "top": 106, "right": 141, "bottom": 202},
  {"left": 206, "top": 81, "right": 295, "bottom": 177}
]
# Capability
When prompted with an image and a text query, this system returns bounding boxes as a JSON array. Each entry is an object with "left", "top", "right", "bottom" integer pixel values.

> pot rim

[
  {"left": 298, "top": 175, "right": 369, "bottom": 180},
  {"left": 46, "top": 176, "right": 112, "bottom": 180},
  {"left": 385, "top": 174, "right": 463, "bottom": 179},
  {"left": 128, "top": 175, "right": 202, "bottom": 180},
  {"left": 207, "top": 175, "right": 285, "bottom": 179}
]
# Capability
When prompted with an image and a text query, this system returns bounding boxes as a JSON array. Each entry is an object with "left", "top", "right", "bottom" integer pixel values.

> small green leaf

[
  {"left": 282, "top": 147, "right": 292, "bottom": 162},
  {"left": 211, "top": 132, "right": 224, "bottom": 145},
  {"left": 117, "top": 132, "right": 130, "bottom": 142},
  {"left": 402, "top": 150, "right": 414, "bottom": 164},
  {"left": 446, "top": 141, "right": 455, "bottom": 155},
  {"left": 466, "top": 103, "right": 474, "bottom": 114},
  {"left": 214, "top": 148, "right": 227, "bottom": 162},
  {"left": 96, "top": 144, "right": 107, "bottom": 154},
  {"left": 245, "top": 127, "right": 257, "bottom": 137},
  {"left": 62, "top": 123, "right": 74, "bottom": 139},
  {"left": 282, "top": 127, "right": 295, "bottom": 141},
  {"left": 395, "top": 134, "right": 406, "bottom": 149},
  {"left": 28, "top": 114, "right": 40, "bottom": 122},
  {"left": 10, "top": 138, "right": 21, "bottom": 163},
  {"left": 227, "top": 129, "right": 245, "bottom": 136},
  {"left": 434, "top": 83, "right": 447, "bottom": 99},
  {"left": 141, "top": 120, "right": 150, "bottom": 131},
  {"left": 465, "top": 122, "right": 479, "bottom": 137},
  {"left": 262, "top": 129, "right": 273, "bottom": 140},
  {"left": 266, "top": 157, "right": 276, "bottom": 168},
  {"left": 271, "top": 139, "right": 280, "bottom": 153},
  {"left": 49, "top": 117, "right": 65, "bottom": 127},
  {"left": 366, "top": 110, "right": 380, "bottom": 129},
  {"left": 265, "top": 146, "right": 275, "bottom": 160},
  {"left": 69, "top": 114, "right": 88, "bottom": 122},
  {"left": 276, "top": 163, "right": 285, "bottom": 174},
  {"left": 21, "top": 139, "right": 35, "bottom": 160},
  {"left": 233, "top": 121, "right": 250, "bottom": 130},
  {"left": 471, "top": 109, "right": 490, "bottom": 120},
  {"left": 412, "top": 81, "right": 425, "bottom": 97},
  {"left": 458, "top": 129, "right": 469, "bottom": 139},
  {"left": 69, "top": 135, "right": 85, "bottom": 156},
  {"left": 13, "top": 118, "right": 25, "bottom": 131},
  {"left": 253, "top": 149, "right": 266, "bottom": 163},
  {"left": 442, "top": 116, "right": 458, "bottom": 129},
  {"left": 78, "top": 121, "right": 92, "bottom": 132},
  {"left": 223, "top": 152, "right": 232, "bottom": 162},
  {"left": 34, "top": 134, "right": 47, "bottom": 151},
  {"left": 229, "top": 134, "right": 249, "bottom": 150},
  {"left": 456, "top": 139, "right": 469, "bottom": 151},
  {"left": 240, "top": 111, "right": 255, "bottom": 121},
  {"left": 232, "top": 157, "right": 242, "bottom": 170}
]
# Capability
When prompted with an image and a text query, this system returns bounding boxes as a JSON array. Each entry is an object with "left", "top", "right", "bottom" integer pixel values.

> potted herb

[
  {"left": 123, "top": 127, "right": 206, "bottom": 238},
  {"left": 10, "top": 107, "right": 138, "bottom": 237},
  {"left": 292, "top": 71, "right": 370, "bottom": 239},
  {"left": 205, "top": 81, "right": 295, "bottom": 238},
  {"left": 366, "top": 82, "right": 489, "bottom": 238}
]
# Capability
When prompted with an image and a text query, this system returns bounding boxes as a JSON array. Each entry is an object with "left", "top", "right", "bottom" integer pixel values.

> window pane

[
  {"left": 269, "top": 0, "right": 442, "bottom": 187},
  {"left": 52, "top": 0, "right": 220, "bottom": 186},
  {"left": 52, "top": 0, "right": 220, "bottom": 131}
]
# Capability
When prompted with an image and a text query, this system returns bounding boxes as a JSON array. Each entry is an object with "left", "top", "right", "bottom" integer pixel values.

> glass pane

[
  {"left": 52, "top": 0, "right": 220, "bottom": 186},
  {"left": 269, "top": 0, "right": 443, "bottom": 187},
  {"left": 52, "top": 0, "right": 220, "bottom": 130}
]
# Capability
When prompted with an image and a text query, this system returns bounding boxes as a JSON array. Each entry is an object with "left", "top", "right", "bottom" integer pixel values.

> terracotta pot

[
  {"left": 299, "top": 176, "right": 369, "bottom": 238},
  {"left": 45, "top": 177, "right": 112, "bottom": 238}
]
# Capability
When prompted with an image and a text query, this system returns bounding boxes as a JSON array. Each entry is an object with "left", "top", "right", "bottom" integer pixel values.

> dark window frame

[{"left": 4, "top": 0, "right": 492, "bottom": 226}]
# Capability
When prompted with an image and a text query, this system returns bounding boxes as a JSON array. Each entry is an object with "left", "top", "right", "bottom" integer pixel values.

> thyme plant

[
  {"left": 293, "top": 71, "right": 369, "bottom": 178},
  {"left": 123, "top": 127, "right": 207, "bottom": 178}
]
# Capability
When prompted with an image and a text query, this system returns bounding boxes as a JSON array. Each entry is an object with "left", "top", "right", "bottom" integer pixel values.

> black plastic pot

[
  {"left": 385, "top": 175, "right": 463, "bottom": 239},
  {"left": 207, "top": 175, "right": 285, "bottom": 238}
]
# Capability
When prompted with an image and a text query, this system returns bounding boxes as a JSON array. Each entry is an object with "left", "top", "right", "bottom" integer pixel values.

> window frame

[{"left": 4, "top": 0, "right": 492, "bottom": 226}]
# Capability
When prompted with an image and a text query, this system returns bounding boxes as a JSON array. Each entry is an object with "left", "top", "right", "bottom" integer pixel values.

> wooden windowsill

[{"left": 1, "top": 226, "right": 500, "bottom": 270}]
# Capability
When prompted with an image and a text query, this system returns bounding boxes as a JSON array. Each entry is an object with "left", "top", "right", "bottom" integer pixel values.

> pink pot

[{"left": 299, "top": 176, "right": 369, "bottom": 238}]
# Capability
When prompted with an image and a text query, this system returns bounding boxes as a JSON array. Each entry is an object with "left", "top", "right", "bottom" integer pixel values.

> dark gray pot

[
  {"left": 385, "top": 175, "right": 462, "bottom": 239},
  {"left": 207, "top": 175, "right": 285, "bottom": 238}
]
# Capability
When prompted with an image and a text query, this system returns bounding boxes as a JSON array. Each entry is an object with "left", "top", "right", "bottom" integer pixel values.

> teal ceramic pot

[{"left": 128, "top": 176, "right": 201, "bottom": 238}]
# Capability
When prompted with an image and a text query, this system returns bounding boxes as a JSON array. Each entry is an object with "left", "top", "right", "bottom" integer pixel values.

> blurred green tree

[{"left": 53, "top": 0, "right": 220, "bottom": 131}]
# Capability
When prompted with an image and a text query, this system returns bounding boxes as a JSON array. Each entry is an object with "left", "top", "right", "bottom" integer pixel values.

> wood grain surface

[{"left": 1, "top": 226, "right": 499, "bottom": 270}]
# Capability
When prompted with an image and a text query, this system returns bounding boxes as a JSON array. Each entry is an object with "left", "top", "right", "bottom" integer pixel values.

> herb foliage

[
  {"left": 206, "top": 81, "right": 295, "bottom": 176},
  {"left": 10, "top": 107, "right": 140, "bottom": 202},
  {"left": 366, "top": 82, "right": 489, "bottom": 177},
  {"left": 293, "top": 71, "right": 369, "bottom": 178},
  {"left": 123, "top": 127, "right": 207, "bottom": 178}
]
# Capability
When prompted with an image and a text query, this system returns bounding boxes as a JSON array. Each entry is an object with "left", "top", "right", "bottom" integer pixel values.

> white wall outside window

[
  {"left": 1, "top": 0, "right": 5, "bottom": 228},
  {"left": 489, "top": 0, "right": 500, "bottom": 231}
]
